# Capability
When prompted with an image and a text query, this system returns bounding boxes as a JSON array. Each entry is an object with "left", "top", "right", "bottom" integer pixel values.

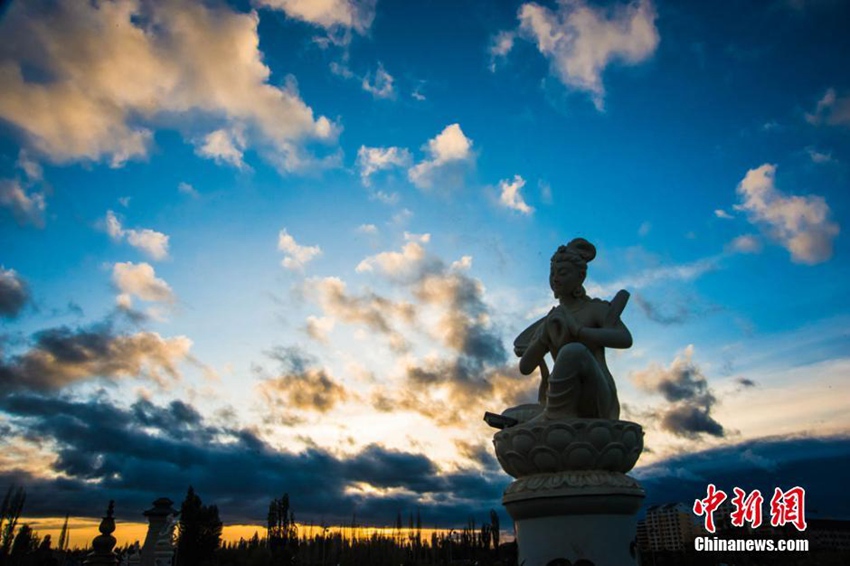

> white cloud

[
  {"left": 714, "top": 209, "right": 734, "bottom": 219},
  {"left": 370, "top": 190, "right": 400, "bottom": 205},
  {"left": 356, "top": 146, "right": 412, "bottom": 185},
  {"left": 178, "top": 182, "right": 199, "bottom": 198},
  {"left": 278, "top": 229, "right": 322, "bottom": 271},
  {"left": 590, "top": 255, "right": 721, "bottom": 297},
  {"left": 806, "top": 147, "right": 833, "bottom": 164},
  {"left": 735, "top": 164, "right": 839, "bottom": 264},
  {"left": 355, "top": 233, "right": 435, "bottom": 279},
  {"left": 16, "top": 151, "right": 43, "bottom": 183},
  {"left": 112, "top": 262, "right": 175, "bottom": 307},
  {"left": 0, "top": 1, "right": 337, "bottom": 172},
  {"left": 727, "top": 234, "right": 762, "bottom": 255},
  {"left": 392, "top": 208, "right": 413, "bottom": 226},
  {"left": 256, "top": 0, "right": 376, "bottom": 35},
  {"left": 356, "top": 241, "right": 429, "bottom": 278},
  {"left": 638, "top": 221, "right": 652, "bottom": 236},
  {"left": 0, "top": 179, "right": 46, "bottom": 228},
  {"left": 125, "top": 230, "right": 171, "bottom": 262},
  {"left": 305, "top": 315, "right": 336, "bottom": 343},
  {"left": 539, "top": 180, "right": 553, "bottom": 204},
  {"left": 362, "top": 63, "right": 395, "bottom": 99},
  {"left": 517, "top": 0, "right": 659, "bottom": 110},
  {"left": 805, "top": 88, "right": 850, "bottom": 127},
  {"left": 356, "top": 224, "right": 378, "bottom": 235},
  {"left": 408, "top": 124, "right": 474, "bottom": 189},
  {"left": 497, "top": 175, "right": 534, "bottom": 214},
  {"left": 195, "top": 128, "right": 247, "bottom": 169},
  {"left": 104, "top": 211, "right": 170, "bottom": 261},
  {"left": 488, "top": 30, "right": 516, "bottom": 71},
  {"left": 451, "top": 256, "right": 473, "bottom": 271},
  {"left": 105, "top": 210, "right": 124, "bottom": 240}
]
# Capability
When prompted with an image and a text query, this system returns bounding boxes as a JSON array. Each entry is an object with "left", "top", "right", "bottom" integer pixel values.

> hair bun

[{"left": 566, "top": 238, "right": 596, "bottom": 263}]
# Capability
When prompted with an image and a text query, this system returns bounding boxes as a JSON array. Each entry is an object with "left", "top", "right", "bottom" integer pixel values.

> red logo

[
  {"left": 693, "top": 483, "right": 727, "bottom": 533},
  {"left": 693, "top": 485, "right": 807, "bottom": 533}
]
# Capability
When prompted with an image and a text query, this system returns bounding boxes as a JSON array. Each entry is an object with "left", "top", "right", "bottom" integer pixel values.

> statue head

[{"left": 549, "top": 238, "right": 596, "bottom": 299}]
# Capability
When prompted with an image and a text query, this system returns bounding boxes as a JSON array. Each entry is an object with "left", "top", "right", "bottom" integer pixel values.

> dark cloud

[
  {"left": 633, "top": 294, "right": 691, "bottom": 325},
  {"left": 0, "top": 268, "right": 30, "bottom": 319},
  {"left": 632, "top": 293, "right": 721, "bottom": 326},
  {"left": 391, "top": 267, "right": 510, "bottom": 425},
  {"left": 454, "top": 440, "right": 502, "bottom": 474},
  {"left": 266, "top": 346, "right": 317, "bottom": 374},
  {"left": 0, "top": 179, "right": 46, "bottom": 228},
  {"left": 735, "top": 377, "right": 757, "bottom": 388},
  {"left": 413, "top": 271, "right": 507, "bottom": 366},
  {"left": 10, "top": 398, "right": 845, "bottom": 532},
  {"left": 632, "top": 348, "right": 725, "bottom": 439},
  {"left": 660, "top": 404, "right": 724, "bottom": 438},
  {"left": 0, "top": 323, "right": 191, "bottom": 394},
  {"left": 634, "top": 435, "right": 850, "bottom": 520},
  {"left": 0, "top": 394, "right": 510, "bottom": 527}
]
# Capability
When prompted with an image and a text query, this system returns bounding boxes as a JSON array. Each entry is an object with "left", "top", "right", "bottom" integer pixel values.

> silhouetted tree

[
  {"left": 267, "top": 494, "right": 297, "bottom": 564},
  {"left": 10, "top": 523, "right": 37, "bottom": 563},
  {"left": 490, "top": 508, "right": 500, "bottom": 555},
  {"left": 57, "top": 514, "right": 69, "bottom": 553},
  {"left": 0, "top": 486, "right": 26, "bottom": 558},
  {"left": 176, "top": 486, "right": 222, "bottom": 566}
]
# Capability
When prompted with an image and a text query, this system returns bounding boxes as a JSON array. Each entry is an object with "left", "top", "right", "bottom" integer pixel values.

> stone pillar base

[{"left": 503, "top": 471, "right": 645, "bottom": 566}]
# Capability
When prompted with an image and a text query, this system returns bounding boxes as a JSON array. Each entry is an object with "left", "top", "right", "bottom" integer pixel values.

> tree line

[{"left": 0, "top": 485, "right": 515, "bottom": 565}]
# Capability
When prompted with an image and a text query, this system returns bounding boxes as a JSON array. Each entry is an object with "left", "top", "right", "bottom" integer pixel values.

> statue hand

[
  {"left": 545, "top": 307, "right": 569, "bottom": 345},
  {"left": 532, "top": 317, "right": 552, "bottom": 349},
  {"left": 546, "top": 306, "right": 581, "bottom": 345}
]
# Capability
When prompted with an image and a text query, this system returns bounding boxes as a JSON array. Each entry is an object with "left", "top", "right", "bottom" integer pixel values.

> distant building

[
  {"left": 637, "top": 503, "right": 698, "bottom": 552},
  {"left": 807, "top": 518, "right": 850, "bottom": 553}
]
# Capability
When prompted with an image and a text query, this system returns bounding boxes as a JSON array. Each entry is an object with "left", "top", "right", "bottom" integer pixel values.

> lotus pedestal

[{"left": 493, "top": 418, "right": 645, "bottom": 566}]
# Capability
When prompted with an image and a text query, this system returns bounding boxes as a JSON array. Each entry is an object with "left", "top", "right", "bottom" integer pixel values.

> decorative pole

[
  {"left": 84, "top": 501, "right": 119, "bottom": 566},
  {"left": 141, "top": 498, "right": 176, "bottom": 566}
]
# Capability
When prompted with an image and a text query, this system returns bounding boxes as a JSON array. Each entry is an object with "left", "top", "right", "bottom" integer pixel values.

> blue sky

[{"left": 1, "top": 0, "right": 849, "bottom": 537}]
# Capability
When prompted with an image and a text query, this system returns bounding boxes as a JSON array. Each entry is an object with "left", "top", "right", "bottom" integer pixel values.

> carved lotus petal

[
  {"left": 493, "top": 419, "right": 644, "bottom": 478},
  {"left": 529, "top": 446, "right": 561, "bottom": 473}
]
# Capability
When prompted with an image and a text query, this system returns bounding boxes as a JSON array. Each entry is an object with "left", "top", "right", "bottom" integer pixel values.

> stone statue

[
  {"left": 486, "top": 238, "right": 646, "bottom": 566},
  {"left": 487, "top": 238, "right": 645, "bottom": 566},
  {"left": 515, "top": 238, "right": 632, "bottom": 421}
]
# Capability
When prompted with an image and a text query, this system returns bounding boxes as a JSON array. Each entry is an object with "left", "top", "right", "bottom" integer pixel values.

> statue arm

[
  {"left": 519, "top": 336, "right": 549, "bottom": 375},
  {"left": 577, "top": 323, "right": 632, "bottom": 349},
  {"left": 517, "top": 310, "right": 560, "bottom": 375},
  {"left": 577, "top": 290, "right": 632, "bottom": 349}
]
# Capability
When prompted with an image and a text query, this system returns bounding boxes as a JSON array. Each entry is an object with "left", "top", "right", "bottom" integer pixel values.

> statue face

[{"left": 551, "top": 259, "right": 586, "bottom": 298}]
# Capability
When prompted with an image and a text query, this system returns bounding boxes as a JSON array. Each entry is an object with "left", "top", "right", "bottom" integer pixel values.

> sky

[{"left": 1, "top": 0, "right": 849, "bottom": 546}]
